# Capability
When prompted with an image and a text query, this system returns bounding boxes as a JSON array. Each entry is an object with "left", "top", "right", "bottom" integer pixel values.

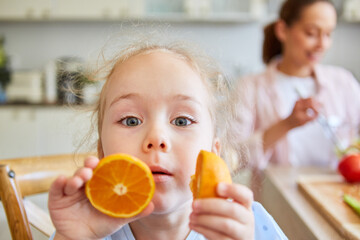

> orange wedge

[
  {"left": 85, "top": 153, "right": 155, "bottom": 218},
  {"left": 190, "top": 150, "right": 232, "bottom": 199}
]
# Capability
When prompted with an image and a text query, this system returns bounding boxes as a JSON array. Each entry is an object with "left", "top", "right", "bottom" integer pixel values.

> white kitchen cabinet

[
  {"left": 0, "top": 106, "right": 93, "bottom": 159},
  {"left": 0, "top": 106, "right": 93, "bottom": 239},
  {"left": 52, "top": 0, "right": 104, "bottom": 19},
  {"left": 0, "top": 0, "right": 261, "bottom": 23},
  {"left": 0, "top": 0, "right": 51, "bottom": 19},
  {"left": 0, "top": 107, "right": 38, "bottom": 157},
  {"left": 52, "top": 0, "right": 146, "bottom": 19}
]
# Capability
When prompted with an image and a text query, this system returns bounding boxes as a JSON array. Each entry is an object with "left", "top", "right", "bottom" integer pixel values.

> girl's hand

[
  {"left": 189, "top": 183, "right": 254, "bottom": 240},
  {"left": 48, "top": 156, "right": 154, "bottom": 240},
  {"left": 286, "top": 98, "right": 319, "bottom": 129}
]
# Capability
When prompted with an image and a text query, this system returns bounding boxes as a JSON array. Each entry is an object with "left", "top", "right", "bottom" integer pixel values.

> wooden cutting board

[{"left": 298, "top": 174, "right": 360, "bottom": 240}]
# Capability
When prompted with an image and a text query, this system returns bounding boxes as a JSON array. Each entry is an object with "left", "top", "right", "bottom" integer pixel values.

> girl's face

[
  {"left": 100, "top": 51, "right": 219, "bottom": 214},
  {"left": 279, "top": 2, "right": 336, "bottom": 68}
]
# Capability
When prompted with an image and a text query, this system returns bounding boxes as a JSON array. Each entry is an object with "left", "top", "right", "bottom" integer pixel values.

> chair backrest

[{"left": 0, "top": 153, "right": 91, "bottom": 240}]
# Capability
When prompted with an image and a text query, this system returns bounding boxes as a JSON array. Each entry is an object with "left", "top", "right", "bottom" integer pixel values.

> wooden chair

[{"left": 0, "top": 153, "right": 92, "bottom": 240}]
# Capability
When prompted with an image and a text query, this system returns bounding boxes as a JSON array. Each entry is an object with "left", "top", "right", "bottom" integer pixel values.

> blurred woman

[{"left": 233, "top": 0, "right": 360, "bottom": 199}]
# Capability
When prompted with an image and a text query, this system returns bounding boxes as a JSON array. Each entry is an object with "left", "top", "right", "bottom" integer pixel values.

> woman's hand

[
  {"left": 286, "top": 97, "right": 319, "bottom": 128},
  {"left": 48, "top": 156, "right": 154, "bottom": 240},
  {"left": 263, "top": 97, "right": 320, "bottom": 151},
  {"left": 189, "top": 183, "right": 254, "bottom": 240}
]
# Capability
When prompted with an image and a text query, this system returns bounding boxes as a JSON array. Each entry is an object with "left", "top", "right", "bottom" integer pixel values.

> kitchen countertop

[{"left": 260, "top": 166, "right": 344, "bottom": 240}]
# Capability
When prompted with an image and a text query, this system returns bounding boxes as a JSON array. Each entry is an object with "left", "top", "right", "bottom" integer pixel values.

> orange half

[
  {"left": 85, "top": 153, "right": 155, "bottom": 218},
  {"left": 190, "top": 150, "right": 232, "bottom": 199}
]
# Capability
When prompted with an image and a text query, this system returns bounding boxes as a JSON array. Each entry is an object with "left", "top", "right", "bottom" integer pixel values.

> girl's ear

[
  {"left": 275, "top": 20, "right": 287, "bottom": 43},
  {"left": 212, "top": 138, "right": 221, "bottom": 156}
]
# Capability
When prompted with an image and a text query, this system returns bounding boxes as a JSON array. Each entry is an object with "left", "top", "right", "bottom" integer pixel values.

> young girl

[
  {"left": 233, "top": 0, "right": 360, "bottom": 199},
  {"left": 48, "top": 35, "right": 287, "bottom": 240}
]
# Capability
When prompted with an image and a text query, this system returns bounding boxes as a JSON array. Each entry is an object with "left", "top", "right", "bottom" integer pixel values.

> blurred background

[
  {"left": 0, "top": 0, "right": 359, "bottom": 239},
  {"left": 0, "top": 0, "right": 359, "bottom": 159}
]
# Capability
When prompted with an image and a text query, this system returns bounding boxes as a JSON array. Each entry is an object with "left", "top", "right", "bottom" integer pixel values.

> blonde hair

[{"left": 83, "top": 30, "right": 246, "bottom": 174}]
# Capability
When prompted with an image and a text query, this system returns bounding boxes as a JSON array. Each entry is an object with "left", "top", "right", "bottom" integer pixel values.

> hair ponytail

[{"left": 262, "top": 22, "right": 281, "bottom": 64}]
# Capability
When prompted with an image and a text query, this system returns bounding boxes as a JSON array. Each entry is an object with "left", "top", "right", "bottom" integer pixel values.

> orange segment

[
  {"left": 85, "top": 153, "right": 155, "bottom": 218},
  {"left": 190, "top": 150, "right": 232, "bottom": 199}
]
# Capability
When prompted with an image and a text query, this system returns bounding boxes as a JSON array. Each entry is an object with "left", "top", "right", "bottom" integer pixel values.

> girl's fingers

[
  {"left": 74, "top": 167, "right": 93, "bottom": 182},
  {"left": 63, "top": 168, "right": 93, "bottom": 196},
  {"left": 63, "top": 176, "right": 84, "bottom": 196},
  {"left": 217, "top": 183, "right": 253, "bottom": 209},
  {"left": 49, "top": 175, "right": 67, "bottom": 200},
  {"left": 192, "top": 198, "right": 251, "bottom": 224},
  {"left": 190, "top": 214, "right": 250, "bottom": 240},
  {"left": 84, "top": 156, "right": 100, "bottom": 169},
  {"left": 49, "top": 157, "right": 97, "bottom": 200},
  {"left": 190, "top": 224, "right": 232, "bottom": 240}
]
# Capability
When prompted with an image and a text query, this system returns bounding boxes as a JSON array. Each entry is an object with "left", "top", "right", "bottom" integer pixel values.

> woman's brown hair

[{"left": 262, "top": 0, "right": 334, "bottom": 64}]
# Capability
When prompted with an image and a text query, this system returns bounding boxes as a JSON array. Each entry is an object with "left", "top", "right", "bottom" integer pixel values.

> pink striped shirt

[{"left": 233, "top": 59, "right": 360, "bottom": 170}]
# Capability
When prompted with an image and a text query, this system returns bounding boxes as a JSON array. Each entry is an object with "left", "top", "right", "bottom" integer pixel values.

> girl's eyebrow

[
  {"left": 172, "top": 94, "right": 202, "bottom": 106},
  {"left": 109, "top": 93, "right": 202, "bottom": 109},
  {"left": 109, "top": 93, "right": 140, "bottom": 108}
]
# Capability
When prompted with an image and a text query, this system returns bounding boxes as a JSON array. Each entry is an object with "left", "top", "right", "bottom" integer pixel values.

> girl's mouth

[{"left": 150, "top": 166, "right": 173, "bottom": 183}]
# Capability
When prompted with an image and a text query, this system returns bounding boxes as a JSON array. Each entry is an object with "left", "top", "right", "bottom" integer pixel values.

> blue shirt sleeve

[{"left": 253, "top": 201, "right": 288, "bottom": 240}]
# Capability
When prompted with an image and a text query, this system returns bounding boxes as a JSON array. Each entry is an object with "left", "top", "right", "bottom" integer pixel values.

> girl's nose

[{"left": 143, "top": 127, "right": 171, "bottom": 152}]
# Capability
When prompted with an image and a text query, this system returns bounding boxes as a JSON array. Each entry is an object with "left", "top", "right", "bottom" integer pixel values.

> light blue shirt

[{"left": 50, "top": 202, "right": 287, "bottom": 240}]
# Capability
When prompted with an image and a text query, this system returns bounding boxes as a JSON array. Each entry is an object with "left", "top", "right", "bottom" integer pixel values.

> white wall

[{"left": 323, "top": 22, "right": 360, "bottom": 79}]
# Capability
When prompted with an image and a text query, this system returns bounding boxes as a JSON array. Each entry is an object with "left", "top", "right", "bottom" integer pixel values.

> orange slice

[
  {"left": 190, "top": 150, "right": 232, "bottom": 199},
  {"left": 85, "top": 153, "right": 155, "bottom": 218}
]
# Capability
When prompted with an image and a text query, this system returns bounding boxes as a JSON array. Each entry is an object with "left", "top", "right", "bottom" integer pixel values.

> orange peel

[{"left": 190, "top": 150, "right": 232, "bottom": 199}]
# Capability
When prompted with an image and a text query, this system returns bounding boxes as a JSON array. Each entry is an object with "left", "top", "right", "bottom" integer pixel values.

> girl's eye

[
  {"left": 120, "top": 117, "right": 142, "bottom": 127},
  {"left": 171, "top": 117, "right": 193, "bottom": 127}
]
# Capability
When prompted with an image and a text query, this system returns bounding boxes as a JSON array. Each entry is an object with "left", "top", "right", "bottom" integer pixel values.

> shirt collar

[{"left": 267, "top": 58, "right": 326, "bottom": 92}]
